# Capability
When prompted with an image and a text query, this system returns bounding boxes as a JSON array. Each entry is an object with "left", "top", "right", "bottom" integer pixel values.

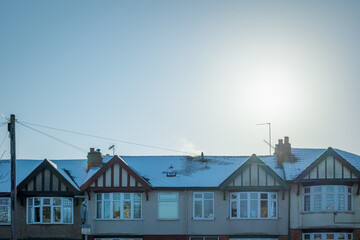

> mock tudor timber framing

[{"left": 81, "top": 155, "right": 152, "bottom": 192}]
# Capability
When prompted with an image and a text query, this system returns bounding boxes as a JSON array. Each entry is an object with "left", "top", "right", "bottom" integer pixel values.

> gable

[
  {"left": 17, "top": 159, "right": 79, "bottom": 194},
  {"left": 81, "top": 156, "right": 151, "bottom": 191},
  {"left": 294, "top": 147, "right": 360, "bottom": 183},
  {"left": 220, "top": 154, "right": 289, "bottom": 190}
]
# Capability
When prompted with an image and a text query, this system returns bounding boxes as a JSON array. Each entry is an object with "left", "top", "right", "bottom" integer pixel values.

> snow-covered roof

[
  {"left": 1, "top": 147, "right": 360, "bottom": 192},
  {"left": 283, "top": 148, "right": 360, "bottom": 181},
  {"left": 0, "top": 159, "right": 87, "bottom": 192}
]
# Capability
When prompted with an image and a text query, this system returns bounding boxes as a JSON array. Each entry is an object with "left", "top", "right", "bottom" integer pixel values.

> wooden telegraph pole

[{"left": 8, "top": 114, "right": 17, "bottom": 240}]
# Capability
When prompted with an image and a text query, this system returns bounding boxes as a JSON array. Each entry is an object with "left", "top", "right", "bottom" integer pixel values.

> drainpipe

[
  {"left": 74, "top": 194, "right": 89, "bottom": 240},
  {"left": 288, "top": 190, "right": 291, "bottom": 240}
]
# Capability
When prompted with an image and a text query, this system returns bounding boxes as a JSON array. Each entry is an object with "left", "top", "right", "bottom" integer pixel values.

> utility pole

[{"left": 8, "top": 114, "right": 17, "bottom": 240}]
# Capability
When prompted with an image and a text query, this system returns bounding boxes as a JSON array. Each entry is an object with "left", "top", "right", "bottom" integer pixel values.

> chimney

[
  {"left": 87, "top": 148, "right": 103, "bottom": 172},
  {"left": 275, "top": 136, "right": 292, "bottom": 166}
]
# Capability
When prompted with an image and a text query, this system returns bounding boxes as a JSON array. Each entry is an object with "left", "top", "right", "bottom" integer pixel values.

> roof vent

[{"left": 165, "top": 164, "right": 176, "bottom": 177}]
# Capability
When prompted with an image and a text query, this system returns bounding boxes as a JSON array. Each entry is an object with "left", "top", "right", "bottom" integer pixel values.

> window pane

[
  {"left": 338, "top": 194, "right": 345, "bottom": 211},
  {"left": 158, "top": 201, "right": 178, "bottom": 219},
  {"left": 348, "top": 195, "right": 352, "bottom": 211},
  {"left": 0, "top": 198, "right": 10, "bottom": 205},
  {"left": 43, "top": 198, "right": 51, "bottom": 205},
  {"left": 304, "top": 195, "right": 310, "bottom": 211},
  {"left": 270, "top": 201, "right": 277, "bottom": 218},
  {"left": 195, "top": 193, "right": 202, "bottom": 199},
  {"left": 231, "top": 193, "right": 237, "bottom": 199},
  {"left": 250, "top": 193, "right": 258, "bottom": 199},
  {"left": 123, "top": 201, "right": 131, "bottom": 219},
  {"left": 194, "top": 201, "right": 202, "bottom": 218},
  {"left": 250, "top": 199, "right": 258, "bottom": 218},
  {"left": 104, "top": 193, "right": 110, "bottom": 200},
  {"left": 34, "top": 198, "right": 41, "bottom": 206},
  {"left": 239, "top": 200, "right": 247, "bottom": 218},
  {"left": 314, "top": 186, "right": 322, "bottom": 192},
  {"left": 204, "top": 193, "right": 213, "bottom": 199},
  {"left": 34, "top": 207, "right": 41, "bottom": 222},
  {"left": 304, "top": 234, "right": 310, "bottom": 240},
  {"left": 42, "top": 206, "right": 51, "bottom": 223},
  {"left": 63, "top": 198, "right": 73, "bottom": 223},
  {"left": 261, "top": 193, "right": 268, "bottom": 199},
  {"left": 27, "top": 206, "right": 33, "bottom": 223},
  {"left": 134, "top": 193, "right": 141, "bottom": 201},
  {"left": 240, "top": 193, "right": 247, "bottom": 199},
  {"left": 326, "top": 186, "right": 334, "bottom": 192},
  {"left": 338, "top": 234, "right": 345, "bottom": 239},
  {"left": 231, "top": 201, "right": 237, "bottom": 218},
  {"left": 304, "top": 187, "right": 310, "bottom": 193},
  {"left": 53, "top": 207, "right": 61, "bottom": 222},
  {"left": 97, "top": 194, "right": 102, "bottom": 200},
  {"left": 134, "top": 201, "right": 141, "bottom": 219},
  {"left": 327, "top": 234, "right": 334, "bottom": 239},
  {"left": 339, "top": 186, "right": 345, "bottom": 192},
  {"left": 113, "top": 193, "right": 120, "bottom": 200},
  {"left": 204, "top": 200, "right": 213, "bottom": 218},
  {"left": 314, "top": 195, "right": 322, "bottom": 211},
  {"left": 104, "top": 201, "right": 110, "bottom": 219},
  {"left": 0, "top": 206, "right": 10, "bottom": 223},
  {"left": 97, "top": 201, "right": 102, "bottom": 218},
  {"left": 314, "top": 234, "right": 322, "bottom": 240},
  {"left": 159, "top": 193, "right": 177, "bottom": 201},
  {"left": 326, "top": 194, "right": 334, "bottom": 211},
  {"left": 261, "top": 200, "right": 268, "bottom": 218},
  {"left": 124, "top": 193, "right": 130, "bottom": 200},
  {"left": 53, "top": 198, "right": 61, "bottom": 206},
  {"left": 113, "top": 201, "right": 120, "bottom": 219}
]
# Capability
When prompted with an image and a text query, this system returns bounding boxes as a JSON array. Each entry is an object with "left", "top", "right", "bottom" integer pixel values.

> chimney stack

[
  {"left": 275, "top": 136, "right": 292, "bottom": 166},
  {"left": 87, "top": 147, "right": 103, "bottom": 172}
]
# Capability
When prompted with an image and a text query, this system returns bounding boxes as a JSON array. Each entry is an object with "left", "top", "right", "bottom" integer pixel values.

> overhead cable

[
  {"left": 17, "top": 122, "right": 87, "bottom": 153},
  {"left": 18, "top": 121, "right": 198, "bottom": 155}
]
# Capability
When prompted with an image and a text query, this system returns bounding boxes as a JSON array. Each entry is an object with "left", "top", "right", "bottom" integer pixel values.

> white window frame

[
  {"left": 26, "top": 197, "right": 73, "bottom": 224},
  {"left": 193, "top": 192, "right": 214, "bottom": 220},
  {"left": 0, "top": 197, "right": 11, "bottom": 225},
  {"left": 157, "top": 192, "right": 179, "bottom": 220},
  {"left": 303, "top": 185, "right": 353, "bottom": 212},
  {"left": 95, "top": 193, "right": 142, "bottom": 220},
  {"left": 302, "top": 232, "right": 352, "bottom": 240},
  {"left": 230, "top": 192, "right": 278, "bottom": 219}
]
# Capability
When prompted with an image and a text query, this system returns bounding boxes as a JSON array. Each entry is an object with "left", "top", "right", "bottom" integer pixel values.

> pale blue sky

[{"left": 1, "top": 1, "right": 360, "bottom": 159}]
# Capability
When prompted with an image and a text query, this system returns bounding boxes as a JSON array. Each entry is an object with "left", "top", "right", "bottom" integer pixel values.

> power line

[
  {"left": 18, "top": 121, "right": 198, "bottom": 155},
  {"left": 0, "top": 122, "right": 8, "bottom": 127},
  {"left": 0, "top": 132, "right": 7, "bottom": 150},
  {"left": 17, "top": 122, "right": 88, "bottom": 153},
  {"left": 0, "top": 112, "right": 9, "bottom": 121}
]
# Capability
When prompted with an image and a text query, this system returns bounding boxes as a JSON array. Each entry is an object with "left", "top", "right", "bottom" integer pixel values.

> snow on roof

[
  {"left": 0, "top": 159, "right": 86, "bottom": 192},
  {"left": 2, "top": 147, "right": 360, "bottom": 192},
  {"left": 283, "top": 148, "right": 360, "bottom": 181}
]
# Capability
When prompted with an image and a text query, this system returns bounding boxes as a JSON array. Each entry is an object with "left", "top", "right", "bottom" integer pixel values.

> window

[
  {"left": 96, "top": 193, "right": 142, "bottom": 220},
  {"left": 27, "top": 197, "right": 73, "bottom": 224},
  {"left": 303, "top": 233, "right": 352, "bottom": 240},
  {"left": 230, "top": 192, "right": 277, "bottom": 219},
  {"left": 303, "top": 186, "right": 352, "bottom": 212},
  {"left": 158, "top": 193, "right": 178, "bottom": 220},
  {"left": 0, "top": 198, "right": 11, "bottom": 225},
  {"left": 193, "top": 192, "right": 214, "bottom": 220}
]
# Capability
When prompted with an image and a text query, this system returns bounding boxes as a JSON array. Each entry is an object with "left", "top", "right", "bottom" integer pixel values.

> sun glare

[{"left": 243, "top": 63, "right": 299, "bottom": 119}]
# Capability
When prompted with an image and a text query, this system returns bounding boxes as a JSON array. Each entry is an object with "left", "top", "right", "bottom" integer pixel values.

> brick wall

[{"left": 290, "top": 229, "right": 302, "bottom": 240}]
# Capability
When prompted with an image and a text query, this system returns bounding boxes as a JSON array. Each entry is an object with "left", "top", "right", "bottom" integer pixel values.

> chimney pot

[
  {"left": 284, "top": 136, "right": 289, "bottom": 144},
  {"left": 279, "top": 139, "right": 283, "bottom": 144},
  {"left": 90, "top": 148, "right": 95, "bottom": 152}
]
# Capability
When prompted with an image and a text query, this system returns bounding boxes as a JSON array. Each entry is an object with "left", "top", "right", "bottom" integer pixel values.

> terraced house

[{"left": 0, "top": 137, "right": 360, "bottom": 240}]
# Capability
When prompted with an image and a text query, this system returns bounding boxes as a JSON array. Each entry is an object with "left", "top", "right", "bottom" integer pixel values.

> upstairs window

[
  {"left": 158, "top": 193, "right": 178, "bottom": 220},
  {"left": 96, "top": 193, "right": 142, "bottom": 220},
  {"left": 303, "top": 185, "right": 352, "bottom": 212},
  {"left": 193, "top": 192, "right": 214, "bottom": 220},
  {"left": 27, "top": 197, "right": 73, "bottom": 224},
  {"left": 230, "top": 192, "right": 277, "bottom": 219},
  {"left": 0, "top": 198, "right": 11, "bottom": 225}
]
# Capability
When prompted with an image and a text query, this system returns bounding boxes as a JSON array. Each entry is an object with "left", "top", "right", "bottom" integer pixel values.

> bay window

[
  {"left": 0, "top": 198, "right": 11, "bottom": 224},
  {"left": 303, "top": 185, "right": 352, "bottom": 212},
  {"left": 96, "top": 193, "right": 142, "bottom": 220},
  {"left": 27, "top": 197, "right": 73, "bottom": 224},
  {"left": 230, "top": 192, "right": 277, "bottom": 219},
  {"left": 193, "top": 192, "right": 214, "bottom": 220}
]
